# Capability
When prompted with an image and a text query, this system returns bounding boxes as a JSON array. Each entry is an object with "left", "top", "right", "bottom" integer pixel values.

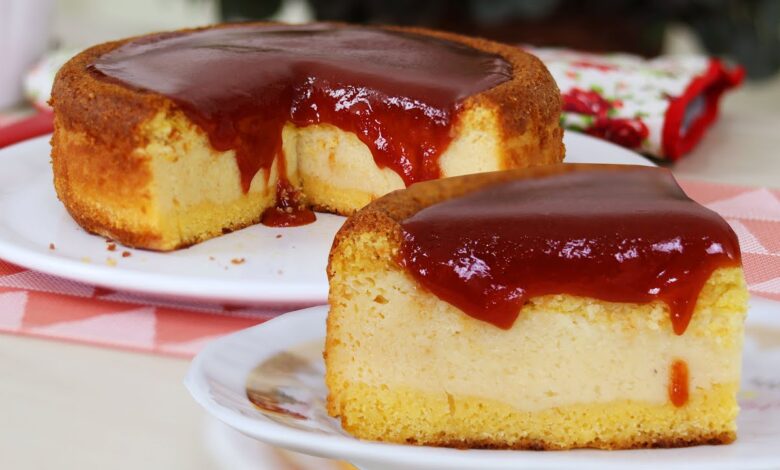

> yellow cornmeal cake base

[
  {"left": 325, "top": 225, "right": 748, "bottom": 449},
  {"left": 335, "top": 383, "right": 737, "bottom": 449}
]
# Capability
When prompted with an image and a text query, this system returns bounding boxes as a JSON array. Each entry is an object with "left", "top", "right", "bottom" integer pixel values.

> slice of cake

[
  {"left": 325, "top": 164, "right": 747, "bottom": 450},
  {"left": 50, "top": 22, "right": 563, "bottom": 250}
]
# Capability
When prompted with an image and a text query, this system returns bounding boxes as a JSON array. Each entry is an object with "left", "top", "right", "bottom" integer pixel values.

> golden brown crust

[{"left": 51, "top": 38, "right": 173, "bottom": 248}]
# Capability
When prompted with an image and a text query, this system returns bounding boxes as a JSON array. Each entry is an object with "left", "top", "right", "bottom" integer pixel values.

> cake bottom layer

[{"left": 334, "top": 382, "right": 737, "bottom": 449}]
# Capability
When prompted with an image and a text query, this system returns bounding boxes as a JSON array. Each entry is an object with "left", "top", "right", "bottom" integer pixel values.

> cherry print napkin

[{"left": 532, "top": 48, "right": 744, "bottom": 160}]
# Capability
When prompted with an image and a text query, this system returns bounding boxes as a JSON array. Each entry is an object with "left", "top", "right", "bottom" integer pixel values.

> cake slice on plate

[{"left": 325, "top": 163, "right": 747, "bottom": 450}]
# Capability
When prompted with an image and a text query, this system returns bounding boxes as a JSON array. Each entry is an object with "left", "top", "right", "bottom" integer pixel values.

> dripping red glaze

[
  {"left": 669, "top": 359, "right": 690, "bottom": 407},
  {"left": 261, "top": 179, "right": 317, "bottom": 227},
  {"left": 261, "top": 145, "right": 316, "bottom": 228},
  {"left": 399, "top": 166, "right": 741, "bottom": 334},
  {"left": 88, "top": 23, "right": 512, "bottom": 192}
]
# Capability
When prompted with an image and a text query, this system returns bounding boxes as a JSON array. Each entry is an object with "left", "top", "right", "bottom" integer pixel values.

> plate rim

[
  {"left": 0, "top": 132, "right": 654, "bottom": 305},
  {"left": 0, "top": 235, "right": 328, "bottom": 305},
  {"left": 185, "top": 302, "right": 780, "bottom": 470}
]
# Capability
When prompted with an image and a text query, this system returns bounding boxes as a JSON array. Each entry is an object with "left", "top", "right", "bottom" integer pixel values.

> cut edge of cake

[{"left": 324, "top": 164, "right": 748, "bottom": 450}]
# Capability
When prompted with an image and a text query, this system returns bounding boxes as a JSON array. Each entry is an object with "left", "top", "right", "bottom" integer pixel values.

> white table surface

[{"left": 1, "top": 76, "right": 779, "bottom": 470}]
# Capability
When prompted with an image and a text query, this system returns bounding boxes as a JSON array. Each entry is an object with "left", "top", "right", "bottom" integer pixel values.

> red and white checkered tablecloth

[{"left": 0, "top": 179, "right": 778, "bottom": 358}]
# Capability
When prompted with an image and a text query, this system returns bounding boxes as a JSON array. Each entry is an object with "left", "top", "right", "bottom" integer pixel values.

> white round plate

[
  {"left": 0, "top": 133, "right": 653, "bottom": 305},
  {"left": 185, "top": 298, "right": 780, "bottom": 470}
]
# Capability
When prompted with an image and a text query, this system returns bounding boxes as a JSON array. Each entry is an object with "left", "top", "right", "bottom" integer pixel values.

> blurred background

[
  {"left": 2, "top": 0, "right": 780, "bottom": 109},
  {"left": 52, "top": 0, "right": 780, "bottom": 79}
]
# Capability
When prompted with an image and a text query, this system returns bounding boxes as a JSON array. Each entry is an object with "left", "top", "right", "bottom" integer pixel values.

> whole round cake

[{"left": 50, "top": 22, "right": 564, "bottom": 250}]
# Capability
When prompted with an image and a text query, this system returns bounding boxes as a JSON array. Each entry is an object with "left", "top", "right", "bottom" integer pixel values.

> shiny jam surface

[
  {"left": 399, "top": 167, "right": 741, "bottom": 334},
  {"left": 89, "top": 23, "right": 512, "bottom": 192},
  {"left": 669, "top": 359, "right": 690, "bottom": 407}
]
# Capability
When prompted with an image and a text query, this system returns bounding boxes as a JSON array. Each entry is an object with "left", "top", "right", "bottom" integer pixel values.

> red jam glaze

[
  {"left": 260, "top": 146, "right": 316, "bottom": 227},
  {"left": 261, "top": 205, "right": 317, "bottom": 227},
  {"left": 669, "top": 359, "right": 690, "bottom": 407},
  {"left": 89, "top": 23, "right": 512, "bottom": 191},
  {"left": 261, "top": 179, "right": 317, "bottom": 227},
  {"left": 399, "top": 166, "right": 741, "bottom": 334}
]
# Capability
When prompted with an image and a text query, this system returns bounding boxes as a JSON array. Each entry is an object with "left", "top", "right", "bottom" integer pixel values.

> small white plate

[
  {"left": 0, "top": 133, "right": 653, "bottom": 305},
  {"left": 185, "top": 299, "right": 780, "bottom": 470}
]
